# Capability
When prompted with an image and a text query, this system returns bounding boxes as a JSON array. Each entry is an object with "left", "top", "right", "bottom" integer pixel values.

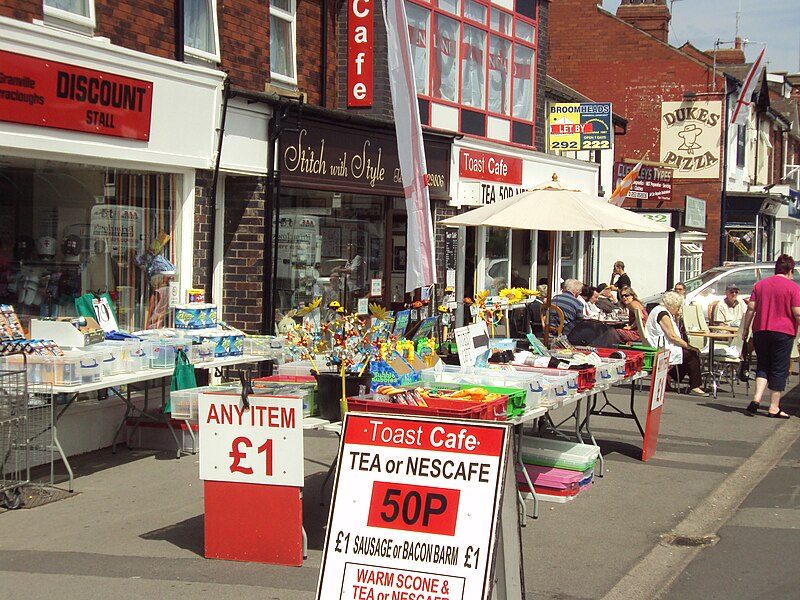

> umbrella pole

[{"left": 544, "top": 231, "right": 556, "bottom": 347}]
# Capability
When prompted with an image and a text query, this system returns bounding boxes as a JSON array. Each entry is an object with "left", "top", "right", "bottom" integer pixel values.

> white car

[{"left": 642, "top": 263, "right": 799, "bottom": 316}]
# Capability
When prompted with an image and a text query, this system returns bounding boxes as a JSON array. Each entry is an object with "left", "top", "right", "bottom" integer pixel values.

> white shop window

[
  {"left": 270, "top": 0, "right": 297, "bottom": 84},
  {"left": 184, "top": 0, "right": 221, "bottom": 63},
  {"left": 680, "top": 243, "right": 703, "bottom": 281},
  {"left": 406, "top": 2, "right": 431, "bottom": 95},
  {"left": 43, "top": 0, "right": 96, "bottom": 34}
]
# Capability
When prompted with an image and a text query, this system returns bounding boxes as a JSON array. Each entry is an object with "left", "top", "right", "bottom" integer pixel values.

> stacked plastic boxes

[{"left": 519, "top": 437, "right": 600, "bottom": 503}]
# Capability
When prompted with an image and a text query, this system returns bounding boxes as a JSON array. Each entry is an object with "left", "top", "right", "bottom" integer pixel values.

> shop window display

[
  {"left": 276, "top": 190, "right": 386, "bottom": 320},
  {"left": 0, "top": 160, "right": 179, "bottom": 334}
]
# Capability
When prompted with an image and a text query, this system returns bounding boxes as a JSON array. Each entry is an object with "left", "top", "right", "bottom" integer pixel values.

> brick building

[{"left": 549, "top": 0, "right": 728, "bottom": 271}]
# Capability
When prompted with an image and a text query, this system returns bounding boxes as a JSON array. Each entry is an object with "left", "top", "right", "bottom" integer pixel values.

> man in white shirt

[{"left": 713, "top": 284, "right": 746, "bottom": 325}]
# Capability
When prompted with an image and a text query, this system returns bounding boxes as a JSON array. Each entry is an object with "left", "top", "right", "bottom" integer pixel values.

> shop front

[
  {"left": 273, "top": 112, "right": 451, "bottom": 319},
  {"left": 448, "top": 138, "right": 599, "bottom": 319},
  {"left": 724, "top": 191, "right": 784, "bottom": 263},
  {"left": 0, "top": 17, "right": 225, "bottom": 333}
]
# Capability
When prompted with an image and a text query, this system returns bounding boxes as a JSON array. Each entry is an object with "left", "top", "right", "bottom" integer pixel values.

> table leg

[{"left": 514, "top": 424, "right": 538, "bottom": 522}]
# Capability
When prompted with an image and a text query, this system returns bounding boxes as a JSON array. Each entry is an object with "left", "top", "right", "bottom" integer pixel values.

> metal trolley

[{"left": 1, "top": 353, "right": 29, "bottom": 509}]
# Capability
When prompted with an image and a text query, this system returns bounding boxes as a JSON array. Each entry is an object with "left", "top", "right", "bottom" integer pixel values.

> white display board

[
  {"left": 454, "top": 322, "right": 490, "bottom": 368},
  {"left": 198, "top": 393, "right": 304, "bottom": 486},
  {"left": 317, "top": 413, "right": 512, "bottom": 600}
]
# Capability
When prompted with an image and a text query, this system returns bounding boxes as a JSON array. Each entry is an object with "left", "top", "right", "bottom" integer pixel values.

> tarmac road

[{"left": 1, "top": 378, "right": 798, "bottom": 600}]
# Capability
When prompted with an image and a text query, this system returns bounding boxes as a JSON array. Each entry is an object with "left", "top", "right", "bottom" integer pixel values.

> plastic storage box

[
  {"left": 77, "top": 350, "right": 102, "bottom": 384},
  {"left": 520, "top": 436, "right": 600, "bottom": 472}
]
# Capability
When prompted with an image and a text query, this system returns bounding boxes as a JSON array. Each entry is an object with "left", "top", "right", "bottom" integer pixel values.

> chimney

[
  {"left": 616, "top": 0, "right": 671, "bottom": 43},
  {"left": 708, "top": 36, "right": 746, "bottom": 65}
]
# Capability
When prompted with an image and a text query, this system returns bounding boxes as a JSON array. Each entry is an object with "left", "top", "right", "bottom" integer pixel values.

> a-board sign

[
  {"left": 642, "top": 350, "right": 670, "bottom": 462},
  {"left": 198, "top": 393, "right": 304, "bottom": 486},
  {"left": 317, "top": 413, "right": 512, "bottom": 600}
]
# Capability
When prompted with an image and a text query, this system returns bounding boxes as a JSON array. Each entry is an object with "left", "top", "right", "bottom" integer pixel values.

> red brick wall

[
  {"left": 218, "top": 1, "right": 269, "bottom": 92},
  {"left": 221, "top": 176, "right": 267, "bottom": 334},
  {"left": 550, "top": 0, "right": 726, "bottom": 268},
  {"left": 0, "top": 0, "right": 41, "bottom": 21}
]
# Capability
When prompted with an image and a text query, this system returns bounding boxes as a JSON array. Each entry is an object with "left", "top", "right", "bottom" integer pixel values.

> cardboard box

[{"left": 30, "top": 317, "right": 105, "bottom": 347}]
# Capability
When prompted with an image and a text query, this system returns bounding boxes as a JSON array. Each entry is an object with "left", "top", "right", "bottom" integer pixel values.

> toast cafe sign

[
  {"left": 459, "top": 149, "right": 522, "bottom": 184},
  {"left": 348, "top": 0, "right": 373, "bottom": 107},
  {"left": 659, "top": 101, "right": 721, "bottom": 179},
  {"left": 279, "top": 117, "right": 450, "bottom": 199},
  {"left": 0, "top": 50, "right": 153, "bottom": 140}
]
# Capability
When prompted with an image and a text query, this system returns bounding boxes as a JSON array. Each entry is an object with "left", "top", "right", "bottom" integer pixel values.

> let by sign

[{"left": 348, "top": 0, "right": 374, "bottom": 107}]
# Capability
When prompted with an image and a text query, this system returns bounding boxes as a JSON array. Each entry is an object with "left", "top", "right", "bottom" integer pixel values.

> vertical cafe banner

[{"left": 659, "top": 101, "right": 722, "bottom": 179}]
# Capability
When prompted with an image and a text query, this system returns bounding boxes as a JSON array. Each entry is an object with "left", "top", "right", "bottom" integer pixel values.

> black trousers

[{"left": 672, "top": 348, "right": 703, "bottom": 389}]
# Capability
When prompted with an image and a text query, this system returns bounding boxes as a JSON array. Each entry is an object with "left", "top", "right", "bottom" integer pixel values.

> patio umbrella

[
  {"left": 439, "top": 175, "right": 674, "bottom": 344},
  {"left": 439, "top": 176, "right": 674, "bottom": 233}
]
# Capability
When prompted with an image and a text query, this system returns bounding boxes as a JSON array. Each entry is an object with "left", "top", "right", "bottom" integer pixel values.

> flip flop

[
  {"left": 767, "top": 411, "right": 791, "bottom": 419},
  {"left": 746, "top": 401, "right": 760, "bottom": 414},
  {"left": 689, "top": 389, "right": 710, "bottom": 397}
]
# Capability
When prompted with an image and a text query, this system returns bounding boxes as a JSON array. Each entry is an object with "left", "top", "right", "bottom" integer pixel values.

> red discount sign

[{"left": 0, "top": 49, "right": 153, "bottom": 140}]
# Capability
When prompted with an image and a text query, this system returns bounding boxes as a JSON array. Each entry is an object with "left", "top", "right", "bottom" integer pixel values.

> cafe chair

[
  {"left": 707, "top": 300, "right": 720, "bottom": 324},
  {"left": 714, "top": 319, "right": 745, "bottom": 397},
  {"left": 540, "top": 303, "right": 565, "bottom": 338},
  {"left": 634, "top": 308, "right": 647, "bottom": 343}
]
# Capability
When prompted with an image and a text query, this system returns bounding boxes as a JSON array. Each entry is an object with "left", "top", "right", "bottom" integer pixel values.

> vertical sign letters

[{"left": 348, "top": 0, "right": 374, "bottom": 107}]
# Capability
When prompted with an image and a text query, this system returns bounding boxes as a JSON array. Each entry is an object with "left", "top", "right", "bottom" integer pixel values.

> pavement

[{"left": 1, "top": 374, "right": 799, "bottom": 600}]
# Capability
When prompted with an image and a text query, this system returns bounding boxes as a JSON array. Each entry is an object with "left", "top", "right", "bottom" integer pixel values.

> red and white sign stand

[
  {"left": 642, "top": 350, "right": 670, "bottom": 462},
  {"left": 317, "top": 412, "right": 524, "bottom": 599},
  {"left": 199, "top": 392, "right": 305, "bottom": 566}
]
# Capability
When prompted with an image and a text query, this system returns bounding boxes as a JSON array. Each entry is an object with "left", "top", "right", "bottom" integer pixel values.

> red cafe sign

[
  {"left": 347, "top": 0, "right": 373, "bottom": 107},
  {"left": 459, "top": 149, "right": 523, "bottom": 184},
  {"left": 0, "top": 50, "right": 153, "bottom": 140}
]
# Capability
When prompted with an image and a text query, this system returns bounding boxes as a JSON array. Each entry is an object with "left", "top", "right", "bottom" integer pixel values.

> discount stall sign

[{"left": 317, "top": 413, "right": 512, "bottom": 600}]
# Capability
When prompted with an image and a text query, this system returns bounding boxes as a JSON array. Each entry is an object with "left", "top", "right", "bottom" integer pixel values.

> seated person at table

[
  {"left": 645, "top": 291, "right": 707, "bottom": 397},
  {"left": 617, "top": 288, "right": 647, "bottom": 342},
  {"left": 595, "top": 283, "right": 619, "bottom": 314},
  {"left": 579, "top": 285, "right": 602, "bottom": 318},
  {"left": 551, "top": 279, "right": 584, "bottom": 336},
  {"left": 712, "top": 284, "right": 746, "bottom": 326}
]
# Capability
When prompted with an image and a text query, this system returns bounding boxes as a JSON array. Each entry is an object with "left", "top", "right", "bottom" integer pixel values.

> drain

[{"left": 660, "top": 533, "right": 719, "bottom": 547}]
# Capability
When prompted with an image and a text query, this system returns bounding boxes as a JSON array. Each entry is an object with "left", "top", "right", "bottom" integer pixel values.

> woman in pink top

[{"left": 741, "top": 254, "right": 800, "bottom": 418}]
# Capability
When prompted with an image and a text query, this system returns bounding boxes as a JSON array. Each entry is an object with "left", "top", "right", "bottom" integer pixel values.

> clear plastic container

[
  {"left": 147, "top": 341, "right": 177, "bottom": 369},
  {"left": 521, "top": 437, "right": 600, "bottom": 472},
  {"left": 77, "top": 350, "right": 102, "bottom": 384}
]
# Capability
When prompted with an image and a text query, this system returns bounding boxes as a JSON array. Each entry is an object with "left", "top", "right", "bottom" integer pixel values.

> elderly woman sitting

[{"left": 644, "top": 290, "right": 708, "bottom": 397}]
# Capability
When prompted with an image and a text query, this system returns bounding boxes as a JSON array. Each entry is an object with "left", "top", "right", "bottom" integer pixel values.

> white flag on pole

[
  {"left": 383, "top": 0, "right": 437, "bottom": 292},
  {"left": 730, "top": 46, "right": 766, "bottom": 127}
]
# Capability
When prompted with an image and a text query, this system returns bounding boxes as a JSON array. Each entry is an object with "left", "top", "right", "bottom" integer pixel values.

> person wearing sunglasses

[
  {"left": 617, "top": 287, "right": 647, "bottom": 342},
  {"left": 712, "top": 284, "right": 745, "bottom": 326}
]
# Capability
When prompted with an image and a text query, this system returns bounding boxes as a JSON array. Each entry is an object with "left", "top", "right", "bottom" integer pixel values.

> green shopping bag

[{"left": 167, "top": 349, "right": 196, "bottom": 413}]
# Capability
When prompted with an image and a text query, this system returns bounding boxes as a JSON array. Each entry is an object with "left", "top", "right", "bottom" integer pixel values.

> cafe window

[
  {"left": 184, "top": 0, "right": 221, "bottom": 62},
  {"left": 43, "top": 0, "right": 96, "bottom": 33},
  {"left": 270, "top": 0, "right": 297, "bottom": 84},
  {"left": 408, "top": 0, "right": 538, "bottom": 141},
  {"left": 0, "top": 159, "right": 181, "bottom": 333},
  {"left": 275, "top": 189, "right": 386, "bottom": 318}
]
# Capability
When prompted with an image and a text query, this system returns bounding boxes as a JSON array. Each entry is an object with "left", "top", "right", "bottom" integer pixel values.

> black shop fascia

[{"left": 270, "top": 110, "right": 452, "bottom": 317}]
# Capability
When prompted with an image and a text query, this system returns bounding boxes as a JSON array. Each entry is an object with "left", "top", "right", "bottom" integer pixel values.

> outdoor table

[
  {"left": 48, "top": 354, "right": 270, "bottom": 491},
  {"left": 686, "top": 330, "right": 737, "bottom": 397}
]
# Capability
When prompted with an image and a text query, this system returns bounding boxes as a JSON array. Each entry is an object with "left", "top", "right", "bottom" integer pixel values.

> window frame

[
  {"left": 270, "top": 0, "right": 298, "bottom": 86},
  {"left": 43, "top": 0, "right": 96, "bottom": 33},
  {"left": 183, "top": 0, "right": 222, "bottom": 64},
  {"left": 407, "top": 0, "right": 538, "bottom": 142}
]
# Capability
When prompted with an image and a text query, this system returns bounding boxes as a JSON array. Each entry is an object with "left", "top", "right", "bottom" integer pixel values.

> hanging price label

[{"left": 92, "top": 296, "right": 119, "bottom": 333}]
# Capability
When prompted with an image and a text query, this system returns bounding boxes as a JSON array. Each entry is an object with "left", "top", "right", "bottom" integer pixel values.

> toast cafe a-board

[
  {"left": 642, "top": 350, "right": 670, "bottom": 462},
  {"left": 317, "top": 413, "right": 513, "bottom": 599}
]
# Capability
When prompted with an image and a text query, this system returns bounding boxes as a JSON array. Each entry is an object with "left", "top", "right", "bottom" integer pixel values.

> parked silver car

[{"left": 642, "top": 263, "right": 797, "bottom": 315}]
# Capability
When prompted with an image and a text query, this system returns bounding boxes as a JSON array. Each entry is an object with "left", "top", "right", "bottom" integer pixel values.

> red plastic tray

[
  {"left": 347, "top": 395, "right": 508, "bottom": 421},
  {"left": 592, "top": 348, "right": 642, "bottom": 377}
]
